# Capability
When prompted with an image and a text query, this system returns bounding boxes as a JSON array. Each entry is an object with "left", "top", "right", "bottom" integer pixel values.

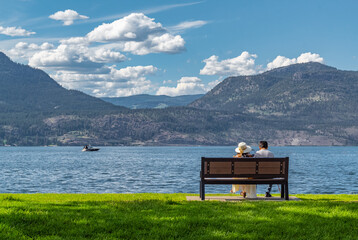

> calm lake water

[{"left": 0, "top": 146, "right": 357, "bottom": 194}]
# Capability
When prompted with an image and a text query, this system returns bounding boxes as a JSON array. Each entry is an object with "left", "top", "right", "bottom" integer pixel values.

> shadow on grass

[
  {"left": 1, "top": 196, "right": 24, "bottom": 202},
  {"left": 0, "top": 199, "right": 357, "bottom": 240}
]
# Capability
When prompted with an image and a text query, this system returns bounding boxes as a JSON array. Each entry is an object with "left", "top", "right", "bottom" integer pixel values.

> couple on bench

[{"left": 231, "top": 141, "right": 274, "bottom": 198}]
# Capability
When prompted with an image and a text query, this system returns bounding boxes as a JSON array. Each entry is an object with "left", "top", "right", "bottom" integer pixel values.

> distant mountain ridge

[
  {"left": 190, "top": 62, "right": 358, "bottom": 121},
  {"left": 102, "top": 94, "right": 204, "bottom": 109}
]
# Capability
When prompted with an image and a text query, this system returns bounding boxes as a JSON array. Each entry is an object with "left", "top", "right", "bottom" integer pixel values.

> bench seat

[{"left": 200, "top": 157, "right": 289, "bottom": 200}]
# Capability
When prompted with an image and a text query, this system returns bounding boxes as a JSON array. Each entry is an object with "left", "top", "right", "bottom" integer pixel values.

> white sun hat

[{"left": 235, "top": 142, "right": 252, "bottom": 153}]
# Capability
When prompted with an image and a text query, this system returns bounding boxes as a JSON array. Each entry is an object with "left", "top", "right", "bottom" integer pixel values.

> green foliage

[{"left": 0, "top": 194, "right": 357, "bottom": 239}]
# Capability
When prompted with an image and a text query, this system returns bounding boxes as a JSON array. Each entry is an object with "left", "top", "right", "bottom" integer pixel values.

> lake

[{"left": 0, "top": 146, "right": 357, "bottom": 194}]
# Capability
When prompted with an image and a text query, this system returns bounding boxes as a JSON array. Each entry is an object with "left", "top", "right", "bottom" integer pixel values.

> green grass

[{"left": 0, "top": 194, "right": 357, "bottom": 240}]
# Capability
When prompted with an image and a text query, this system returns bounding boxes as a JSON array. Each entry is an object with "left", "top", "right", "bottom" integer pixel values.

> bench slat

[
  {"left": 203, "top": 178, "right": 286, "bottom": 184},
  {"left": 208, "top": 162, "right": 231, "bottom": 174}
]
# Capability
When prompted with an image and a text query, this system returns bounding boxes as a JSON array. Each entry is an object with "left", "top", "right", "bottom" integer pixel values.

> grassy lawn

[{"left": 0, "top": 194, "right": 357, "bottom": 240}]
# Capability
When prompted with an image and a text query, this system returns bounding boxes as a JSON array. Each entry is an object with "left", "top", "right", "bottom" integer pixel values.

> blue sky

[{"left": 0, "top": 0, "right": 358, "bottom": 97}]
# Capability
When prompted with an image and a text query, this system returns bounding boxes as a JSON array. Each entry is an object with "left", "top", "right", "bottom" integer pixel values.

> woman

[{"left": 231, "top": 142, "right": 255, "bottom": 198}]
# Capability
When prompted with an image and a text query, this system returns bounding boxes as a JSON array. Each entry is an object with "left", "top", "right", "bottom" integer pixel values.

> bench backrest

[{"left": 201, "top": 157, "right": 289, "bottom": 179}]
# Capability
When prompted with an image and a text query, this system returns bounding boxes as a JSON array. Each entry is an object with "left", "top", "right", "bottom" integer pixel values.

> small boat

[{"left": 82, "top": 145, "right": 100, "bottom": 152}]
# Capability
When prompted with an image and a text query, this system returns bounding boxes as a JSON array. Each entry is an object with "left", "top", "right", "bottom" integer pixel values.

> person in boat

[
  {"left": 254, "top": 141, "right": 274, "bottom": 197},
  {"left": 84, "top": 145, "right": 88, "bottom": 150},
  {"left": 231, "top": 142, "right": 254, "bottom": 198}
]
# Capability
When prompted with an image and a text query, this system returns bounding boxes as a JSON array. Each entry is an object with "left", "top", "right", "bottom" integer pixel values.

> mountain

[
  {"left": 101, "top": 94, "right": 204, "bottom": 109},
  {"left": 1, "top": 52, "right": 358, "bottom": 146},
  {"left": 0, "top": 52, "right": 123, "bottom": 113},
  {"left": 190, "top": 62, "right": 358, "bottom": 122}
]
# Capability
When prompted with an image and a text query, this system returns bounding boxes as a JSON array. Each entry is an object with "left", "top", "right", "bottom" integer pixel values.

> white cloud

[
  {"left": 59, "top": 37, "right": 88, "bottom": 45},
  {"left": 87, "top": 13, "right": 185, "bottom": 55},
  {"left": 0, "top": 26, "right": 35, "bottom": 36},
  {"left": 122, "top": 33, "right": 185, "bottom": 55},
  {"left": 110, "top": 65, "right": 157, "bottom": 80},
  {"left": 5, "top": 12, "right": 194, "bottom": 96},
  {"left": 52, "top": 65, "right": 157, "bottom": 97},
  {"left": 266, "top": 56, "right": 296, "bottom": 70},
  {"left": 9, "top": 12, "right": 186, "bottom": 73},
  {"left": 156, "top": 77, "right": 208, "bottom": 96},
  {"left": 200, "top": 52, "right": 324, "bottom": 77},
  {"left": 29, "top": 44, "right": 101, "bottom": 72},
  {"left": 297, "top": 52, "right": 324, "bottom": 63},
  {"left": 28, "top": 40, "right": 125, "bottom": 73},
  {"left": 200, "top": 51, "right": 260, "bottom": 76},
  {"left": 14, "top": 41, "right": 54, "bottom": 51},
  {"left": 87, "top": 13, "right": 163, "bottom": 42},
  {"left": 169, "top": 20, "right": 208, "bottom": 32},
  {"left": 49, "top": 9, "right": 89, "bottom": 26},
  {"left": 8, "top": 41, "right": 54, "bottom": 58},
  {"left": 90, "top": 48, "right": 125, "bottom": 63},
  {"left": 267, "top": 52, "right": 324, "bottom": 70}
]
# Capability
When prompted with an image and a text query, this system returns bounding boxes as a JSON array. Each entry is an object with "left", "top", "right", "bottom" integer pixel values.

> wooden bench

[{"left": 200, "top": 157, "right": 289, "bottom": 200}]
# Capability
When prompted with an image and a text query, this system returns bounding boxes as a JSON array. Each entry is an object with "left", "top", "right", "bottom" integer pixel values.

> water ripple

[{"left": 0, "top": 146, "right": 357, "bottom": 194}]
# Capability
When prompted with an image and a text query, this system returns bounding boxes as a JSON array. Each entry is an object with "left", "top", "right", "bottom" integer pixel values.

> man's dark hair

[{"left": 259, "top": 141, "right": 268, "bottom": 149}]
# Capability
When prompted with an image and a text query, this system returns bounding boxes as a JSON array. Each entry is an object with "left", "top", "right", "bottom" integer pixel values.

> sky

[{"left": 0, "top": 0, "right": 358, "bottom": 97}]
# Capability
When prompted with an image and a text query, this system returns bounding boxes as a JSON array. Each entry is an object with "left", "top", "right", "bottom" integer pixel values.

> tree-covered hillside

[{"left": 190, "top": 62, "right": 358, "bottom": 122}]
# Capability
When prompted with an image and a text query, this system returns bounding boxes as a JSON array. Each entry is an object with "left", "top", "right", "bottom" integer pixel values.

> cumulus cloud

[
  {"left": 28, "top": 40, "right": 125, "bottom": 73},
  {"left": 87, "top": 13, "right": 163, "bottom": 42},
  {"left": 8, "top": 42, "right": 54, "bottom": 58},
  {"left": 200, "top": 51, "right": 260, "bottom": 76},
  {"left": 59, "top": 37, "right": 88, "bottom": 45},
  {"left": 49, "top": 9, "right": 89, "bottom": 26},
  {"left": 169, "top": 20, "right": 208, "bottom": 32},
  {"left": 122, "top": 33, "right": 185, "bottom": 55},
  {"left": 0, "top": 26, "right": 35, "bottom": 36},
  {"left": 267, "top": 52, "right": 324, "bottom": 70},
  {"left": 200, "top": 52, "right": 324, "bottom": 77},
  {"left": 90, "top": 48, "right": 126, "bottom": 63},
  {"left": 87, "top": 13, "right": 185, "bottom": 55},
  {"left": 6, "top": 12, "right": 193, "bottom": 96},
  {"left": 297, "top": 52, "right": 324, "bottom": 63},
  {"left": 52, "top": 65, "right": 157, "bottom": 97},
  {"left": 10, "top": 12, "right": 186, "bottom": 72},
  {"left": 13, "top": 42, "right": 54, "bottom": 51},
  {"left": 156, "top": 77, "right": 208, "bottom": 96}
]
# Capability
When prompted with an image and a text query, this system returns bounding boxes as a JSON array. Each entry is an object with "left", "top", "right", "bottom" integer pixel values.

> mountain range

[
  {"left": 190, "top": 62, "right": 358, "bottom": 122},
  {"left": 1, "top": 52, "right": 357, "bottom": 146}
]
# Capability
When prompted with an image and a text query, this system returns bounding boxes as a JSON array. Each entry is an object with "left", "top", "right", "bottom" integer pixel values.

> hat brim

[{"left": 235, "top": 146, "right": 252, "bottom": 153}]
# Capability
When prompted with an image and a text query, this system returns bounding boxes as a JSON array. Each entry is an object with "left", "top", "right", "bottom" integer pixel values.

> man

[{"left": 254, "top": 141, "right": 274, "bottom": 197}]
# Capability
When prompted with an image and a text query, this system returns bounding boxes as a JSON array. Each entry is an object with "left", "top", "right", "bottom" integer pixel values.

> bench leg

[
  {"left": 200, "top": 181, "right": 205, "bottom": 201},
  {"left": 285, "top": 182, "right": 289, "bottom": 200},
  {"left": 281, "top": 184, "right": 285, "bottom": 199},
  {"left": 199, "top": 181, "right": 202, "bottom": 199}
]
